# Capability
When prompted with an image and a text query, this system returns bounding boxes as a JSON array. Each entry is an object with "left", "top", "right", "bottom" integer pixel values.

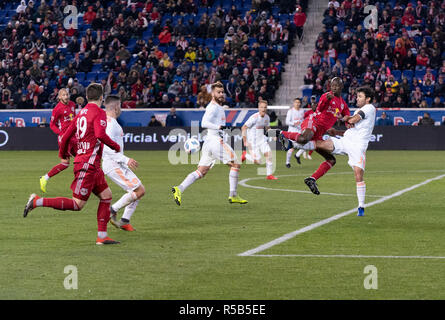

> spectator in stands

[
  {"left": 38, "top": 117, "right": 49, "bottom": 128},
  {"left": 165, "top": 107, "right": 183, "bottom": 126},
  {"left": 392, "top": 95, "right": 406, "bottom": 108},
  {"left": 293, "top": 5, "right": 307, "bottom": 42},
  {"left": 418, "top": 112, "right": 435, "bottom": 126},
  {"left": 148, "top": 115, "right": 163, "bottom": 127},
  {"left": 432, "top": 97, "right": 443, "bottom": 108},
  {"left": 83, "top": 6, "right": 97, "bottom": 25},
  {"left": 376, "top": 112, "right": 393, "bottom": 126}
]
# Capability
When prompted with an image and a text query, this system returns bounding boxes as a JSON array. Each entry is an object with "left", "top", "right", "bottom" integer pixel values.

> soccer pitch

[{"left": 1, "top": 150, "right": 445, "bottom": 299}]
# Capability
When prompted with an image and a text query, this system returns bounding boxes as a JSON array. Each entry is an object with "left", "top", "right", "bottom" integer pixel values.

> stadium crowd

[
  {"left": 302, "top": 0, "right": 445, "bottom": 109},
  {"left": 0, "top": 0, "right": 309, "bottom": 110}
]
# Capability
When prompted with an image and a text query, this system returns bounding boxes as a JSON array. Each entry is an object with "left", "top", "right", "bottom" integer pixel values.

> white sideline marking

[
  {"left": 250, "top": 254, "right": 445, "bottom": 260},
  {"left": 239, "top": 170, "right": 445, "bottom": 198},
  {"left": 238, "top": 173, "right": 445, "bottom": 257}
]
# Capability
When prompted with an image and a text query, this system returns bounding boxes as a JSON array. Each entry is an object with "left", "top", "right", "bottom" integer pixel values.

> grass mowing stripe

[{"left": 238, "top": 173, "right": 445, "bottom": 257}]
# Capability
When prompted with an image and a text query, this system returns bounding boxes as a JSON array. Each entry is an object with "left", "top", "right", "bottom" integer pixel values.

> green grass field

[{"left": 1, "top": 150, "right": 445, "bottom": 299}]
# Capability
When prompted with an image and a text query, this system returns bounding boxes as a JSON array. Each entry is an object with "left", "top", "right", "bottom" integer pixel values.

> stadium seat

[
  {"left": 76, "top": 72, "right": 85, "bottom": 81},
  {"left": 97, "top": 72, "right": 108, "bottom": 81},
  {"left": 91, "top": 64, "right": 102, "bottom": 72},
  {"left": 425, "top": 97, "right": 433, "bottom": 107},
  {"left": 392, "top": 70, "right": 401, "bottom": 81},
  {"left": 86, "top": 72, "right": 97, "bottom": 82},
  {"left": 302, "top": 88, "right": 312, "bottom": 98},
  {"left": 403, "top": 70, "right": 413, "bottom": 81},
  {"left": 415, "top": 70, "right": 426, "bottom": 79}
]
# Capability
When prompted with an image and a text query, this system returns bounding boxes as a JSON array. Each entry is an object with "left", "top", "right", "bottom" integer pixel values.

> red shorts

[
  {"left": 58, "top": 135, "right": 77, "bottom": 158},
  {"left": 70, "top": 163, "right": 109, "bottom": 201},
  {"left": 301, "top": 116, "right": 328, "bottom": 141}
]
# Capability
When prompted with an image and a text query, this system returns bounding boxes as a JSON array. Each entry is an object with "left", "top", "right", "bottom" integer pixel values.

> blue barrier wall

[{"left": 1, "top": 108, "right": 445, "bottom": 127}]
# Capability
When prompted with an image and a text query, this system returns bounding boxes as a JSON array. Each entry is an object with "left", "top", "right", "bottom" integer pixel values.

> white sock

[
  {"left": 122, "top": 200, "right": 139, "bottom": 221},
  {"left": 356, "top": 181, "right": 366, "bottom": 207},
  {"left": 296, "top": 149, "right": 305, "bottom": 157},
  {"left": 266, "top": 160, "right": 273, "bottom": 176},
  {"left": 44, "top": 174, "right": 49, "bottom": 180},
  {"left": 178, "top": 170, "right": 202, "bottom": 193},
  {"left": 111, "top": 191, "right": 137, "bottom": 212},
  {"left": 286, "top": 149, "right": 294, "bottom": 164},
  {"left": 229, "top": 167, "right": 239, "bottom": 197},
  {"left": 98, "top": 231, "right": 107, "bottom": 239}
]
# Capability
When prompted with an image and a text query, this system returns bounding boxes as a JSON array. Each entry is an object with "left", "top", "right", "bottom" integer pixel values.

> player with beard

[
  {"left": 172, "top": 82, "right": 248, "bottom": 206},
  {"left": 39, "top": 88, "right": 77, "bottom": 193}
]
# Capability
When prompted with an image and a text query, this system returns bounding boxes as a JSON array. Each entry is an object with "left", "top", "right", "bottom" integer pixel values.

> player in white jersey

[
  {"left": 241, "top": 100, "right": 277, "bottom": 180},
  {"left": 291, "top": 87, "right": 376, "bottom": 217},
  {"left": 172, "top": 82, "right": 248, "bottom": 205},
  {"left": 102, "top": 95, "right": 146, "bottom": 231},
  {"left": 285, "top": 98, "right": 306, "bottom": 167}
]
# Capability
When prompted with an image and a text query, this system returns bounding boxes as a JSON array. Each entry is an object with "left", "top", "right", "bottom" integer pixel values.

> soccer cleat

[
  {"left": 96, "top": 237, "right": 120, "bottom": 245},
  {"left": 307, "top": 154, "right": 313, "bottom": 160},
  {"left": 228, "top": 195, "right": 248, "bottom": 204},
  {"left": 304, "top": 177, "right": 320, "bottom": 195},
  {"left": 39, "top": 176, "right": 47, "bottom": 193},
  {"left": 279, "top": 133, "right": 294, "bottom": 151},
  {"left": 241, "top": 151, "right": 247, "bottom": 163},
  {"left": 120, "top": 223, "right": 135, "bottom": 231},
  {"left": 357, "top": 207, "right": 365, "bottom": 217},
  {"left": 111, "top": 218, "right": 136, "bottom": 231},
  {"left": 172, "top": 186, "right": 181, "bottom": 206},
  {"left": 286, "top": 163, "right": 291, "bottom": 168},
  {"left": 294, "top": 153, "right": 301, "bottom": 165},
  {"left": 23, "top": 193, "right": 38, "bottom": 218},
  {"left": 303, "top": 152, "right": 307, "bottom": 159},
  {"left": 266, "top": 175, "right": 278, "bottom": 180}
]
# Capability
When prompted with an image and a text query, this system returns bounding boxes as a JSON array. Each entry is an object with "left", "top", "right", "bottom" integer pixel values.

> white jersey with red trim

[{"left": 244, "top": 112, "right": 270, "bottom": 146}]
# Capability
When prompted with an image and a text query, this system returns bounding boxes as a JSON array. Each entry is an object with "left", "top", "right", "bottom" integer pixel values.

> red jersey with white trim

[
  {"left": 303, "top": 109, "right": 315, "bottom": 119},
  {"left": 59, "top": 103, "right": 120, "bottom": 168},
  {"left": 314, "top": 92, "right": 350, "bottom": 130},
  {"left": 50, "top": 101, "right": 76, "bottom": 135}
]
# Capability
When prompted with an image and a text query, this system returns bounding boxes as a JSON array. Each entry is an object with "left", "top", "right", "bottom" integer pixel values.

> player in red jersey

[
  {"left": 270, "top": 78, "right": 350, "bottom": 195},
  {"left": 23, "top": 83, "right": 122, "bottom": 245},
  {"left": 39, "top": 88, "right": 77, "bottom": 193}
]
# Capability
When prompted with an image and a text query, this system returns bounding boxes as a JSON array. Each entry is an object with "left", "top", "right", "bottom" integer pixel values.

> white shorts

[
  {"left": 331, "top": 136, "right": 367, "bottom": 171},
  {"left": 247, "top": 141, "right": 272, "bottom": 162},
  {"left": 198, "top": 135, "right": 237, "bottom": 167},
  {"left": 105, "top": 164, "right": 141, "bottom": 192},
  {"left": 287, "top": 127, "right": 301, "bottom": 133}
]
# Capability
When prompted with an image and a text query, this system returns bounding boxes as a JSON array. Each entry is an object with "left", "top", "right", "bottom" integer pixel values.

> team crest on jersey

[
  {"left": 100, "top": 120, "right": 106, "bottom": 127},
  {"left": 80, "top": 188, "right": 88, "bottom": 196}
]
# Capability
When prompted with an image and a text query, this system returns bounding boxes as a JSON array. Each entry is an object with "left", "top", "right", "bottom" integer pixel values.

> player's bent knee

[
  {"left": 135, "top": 184, "right": 145, "bottom": 198},
  {"left": 73, "top": 198, "right": 86, "bottom": 210}
]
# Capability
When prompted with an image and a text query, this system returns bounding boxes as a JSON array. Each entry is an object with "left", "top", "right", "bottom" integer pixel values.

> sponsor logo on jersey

[
  {"left": 80, "top": 188, "right": 88, "bottom": 196},
  {"left": 100, "top": 120, "right": 106, "bottom": 127}
]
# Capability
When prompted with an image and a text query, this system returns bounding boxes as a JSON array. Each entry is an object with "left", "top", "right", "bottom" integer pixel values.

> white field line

[
  {"left": 239, "top": 170, "right": 445, "bottom": 198},
  {"left": 250, "top": 254, "right": 445, "bottom": 260},
  {"left": 238, "top": 173, "right": 445, "bottom": 257}
]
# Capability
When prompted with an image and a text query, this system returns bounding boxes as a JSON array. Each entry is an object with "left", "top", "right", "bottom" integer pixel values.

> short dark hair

[
  {"left": 211, "top": 81, "right": 224, "bottom": 90},
  {"left": 356, "top": 86, "right": 375, "bottom": 102},
  {"left": 104, "top": 94, "right": 121, "bottom": 105},
  {"left": 86, "top": 83, "right": 103, "bottom": 101}
]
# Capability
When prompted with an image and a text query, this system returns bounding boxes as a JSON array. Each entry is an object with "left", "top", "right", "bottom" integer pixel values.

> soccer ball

[{"left": 184, "top": 137, "right": 201, "bottom": 154}]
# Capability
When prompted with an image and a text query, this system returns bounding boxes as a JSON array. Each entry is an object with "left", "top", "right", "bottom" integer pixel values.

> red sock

[
  {"left": 47, "top": 163, "right": 69, "bottom": 178},
  {"left": 97, "top": 198, "right": 111, "bottom": 232},
  {"left": 309, "top": 150, "right": 314, "bottom": 156},
  {"left": 34, "top": 197, "right": 80, "bottom": 211},
  {"left": 282, "top": 131, "right": 301, "bottom": 141},
  {"left": 311, "top": 161, "right": 333, "bottom": 180}
]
